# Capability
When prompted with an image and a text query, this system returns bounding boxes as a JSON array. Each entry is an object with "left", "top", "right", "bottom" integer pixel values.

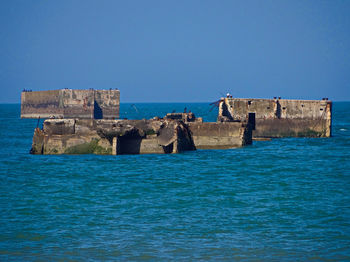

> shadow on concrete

[{"left": 94, "top": 101, "right": 103, "bottom": 119}]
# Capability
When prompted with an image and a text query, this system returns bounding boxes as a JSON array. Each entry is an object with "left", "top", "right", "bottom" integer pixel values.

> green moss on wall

[
  {"left": 297, "top": 129, "right": 323, "bottom": 137},
  {"left": 145, "top": 129, "right": 157, "bottom": 135},
  {"left": 94, "top": 146, "right": 112, "bottom": 155},
  {"left": 46, "top": 148, "right": 59, "bottom": 154},
  {"left": 64, "top": 139, "right": 112, "bottom": 155}
]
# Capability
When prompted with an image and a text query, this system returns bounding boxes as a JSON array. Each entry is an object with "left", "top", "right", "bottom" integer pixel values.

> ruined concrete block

[
  {"left": 30, "top": 128, "right": 45, "bottom": 154},
  {"left": 43, "top": 119, "right": 75, "bottom": 135},
  {"left": 28, "top": 108, "right": 253, "bottom": 155},
  {"left": 21, "top": 89, "right": 120, "bottom": 119},
  {"left": 218, "top": 98, "right": 332, "bottom": 138},
  {"left": 188, "top": 122, "right": 251, "bottom": 149},
  {"left": 30, "top": 118, "right": 200, "bottom": 155}
]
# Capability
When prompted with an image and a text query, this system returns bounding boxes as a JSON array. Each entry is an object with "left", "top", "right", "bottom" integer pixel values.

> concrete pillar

[
  {"left": 326, "top": 102, "right": 332, "bottom": 137},
  {"left": 172, "top": 140, "right": 178, "bottom": 154},
  {"left": 218, "top": 101, "right": 223, "bottom": 119},
  {"left": 112, "top": 137, "right": 118, "bottom": 155}
]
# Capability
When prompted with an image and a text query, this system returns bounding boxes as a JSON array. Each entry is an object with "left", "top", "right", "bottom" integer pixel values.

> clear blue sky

[{"left": 1, "top": 0, "right": 349, "bottom": 103}]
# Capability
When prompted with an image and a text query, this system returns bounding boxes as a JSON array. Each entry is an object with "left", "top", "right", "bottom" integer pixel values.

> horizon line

[{"left": 1, "top": 100, "right": 350, "bottom": 104}]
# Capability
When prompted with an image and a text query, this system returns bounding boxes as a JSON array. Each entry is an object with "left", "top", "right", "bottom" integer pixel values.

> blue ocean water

[{"left": 0, "top": 102, "right": 349, "bottom": 261}]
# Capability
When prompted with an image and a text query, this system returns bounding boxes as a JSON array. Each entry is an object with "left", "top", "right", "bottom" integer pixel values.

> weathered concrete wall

[
  {"left": 165, "top": 112, "right": 202, "bottom": 123},
  {"left": 218, "top": 98, "right": 332, "bottom": 138},
  {"left": 30, "top": 118, "right": 196, "bottom": 155},
  {"left": 61, "top": 89, "right": 94, "bottom": 119},
  {"left": 253, "top": 118, "right": 330, "bottom": 138},
  {"left": 94, "top": 90, "right": 120, "bottom": 119},
  {"left": 30, "top": 116, "right": 252, "bottom": 155},
  {"left": 21, "top": 89, "right": 120, "bottom": 119},
  {"left": 21, "top": 90, "right": 64, "bottom": 119},
  {"left": 188, "top": 122, "right": 252, "bottom": 149}
]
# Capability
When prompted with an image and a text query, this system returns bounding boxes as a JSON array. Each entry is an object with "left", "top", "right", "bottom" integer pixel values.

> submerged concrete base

[
  {"left": 30, "top": 118, "right": 252, "bottom": 155},
  {"left": 253, "top": 118, "right": 330, "bottom": 138}
]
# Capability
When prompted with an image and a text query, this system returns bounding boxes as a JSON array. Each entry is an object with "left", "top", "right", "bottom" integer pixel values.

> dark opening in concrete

[
  {"left": 94, "top": 101, "right": 103, "bottom": 119},
  {"left": 163, "top": 143, "right": 174, "bottom": 154},
  {"left": 248, "top": 113, "right": 256, "bottom": 130},
  {"left": 118, "top": 137, "right": 142, "bottom": 154}
]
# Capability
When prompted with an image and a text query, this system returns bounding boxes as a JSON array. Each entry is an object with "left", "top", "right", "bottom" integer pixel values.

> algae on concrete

[{"left": 64, "top": 139, "right": 112, "bottom": 155}]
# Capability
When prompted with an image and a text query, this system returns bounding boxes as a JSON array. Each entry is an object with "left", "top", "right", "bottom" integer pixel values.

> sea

[{"left": 0, "top": 102, "right": 349, "bottom": 261}]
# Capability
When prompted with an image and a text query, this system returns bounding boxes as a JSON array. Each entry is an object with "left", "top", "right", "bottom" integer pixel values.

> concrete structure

[
  {"left": 218, "top": 98, "right": 332, "bottom": 138},
  {"left": 164, "top": 112, "right": 252, "bottom": 149},
  {"left": 21, "top": 89, "right": 120, "bottom": 119},
  {"left": 29, "top": 113, "right": 252, "bottom": 155},
  {"left": 23, "top": 90, "right": 332, "bottom": 155},
  {"left": 189, "top": 122, "right": 252, "bottom": 149},
  {"left": 30, "top": 118, "right": 195, "bottom": 155},
  {"left": 165, "top": 112, "right": 202, "bottom": 123},
  {"left": 22, "top": 90, "right": 253, "bottom": 155}
]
